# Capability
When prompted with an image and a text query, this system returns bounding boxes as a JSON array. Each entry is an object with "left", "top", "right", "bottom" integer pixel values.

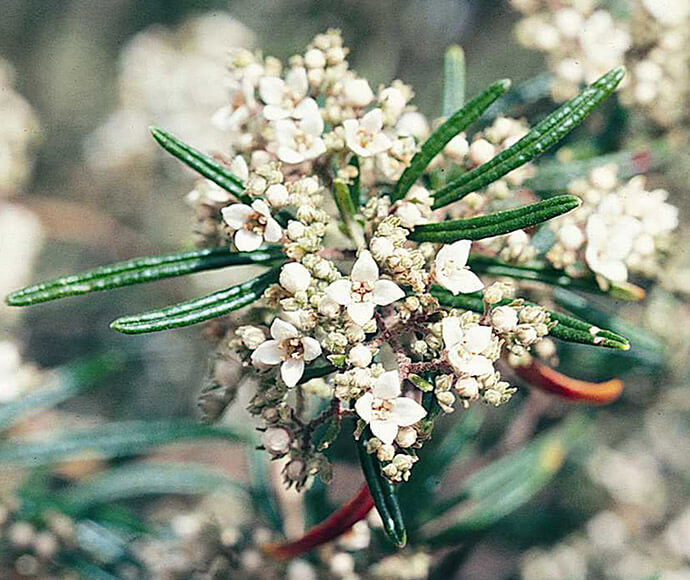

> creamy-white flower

[
  {"left": 251, "top": 319, "right": 322, "bottom": 387},
  {"left": 259, "top": 68, "right": 310, "bottom": 121},
  {"left": 434, "top": 240, "right": 484, "bottom": 295},
  {"left": 221, "top": 199, "right": 282, "bottom": 251},
  {"left": 279, "top": 262, "right": 312, "bottom": 294},
  {"left": 274, "top": 102, "right": 326, "bottom": 164},
  {"left": 326, "top": 250, "right": 405, "bottom": 326},
  {"left": 343, "top": 109, "right": 392, "bottom": 158},
  {"left": 491, "top": 306, "right": 519, "bottom": 333},
  {"left": 442, "top": 317, "right": 495, "bottom": 377},
  {"left": 354, "top": 370, "right": 427, "bottom": 445}
]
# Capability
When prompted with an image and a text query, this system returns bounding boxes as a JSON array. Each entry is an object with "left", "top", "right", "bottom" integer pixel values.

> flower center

[
  {"left": 281, "top": 337, "right": 304, "bottom": 360},
  {"left": 371, "top": 397, "right": 393, "bottom": 421},
  {"left": 244, "top": 211, "right": 268, "bottom": 235},
  {"left": 350, "top": 280, "right": 374, "bottom": 303}
]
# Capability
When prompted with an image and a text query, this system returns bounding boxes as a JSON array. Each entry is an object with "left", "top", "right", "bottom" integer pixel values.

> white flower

[
  {"left": 279, "top": 262, "right": 312, "bottom": 294},
  {"left": 251, "top": 319, "right": 322, "bottom": 387},
  {"left": 442, "top": 317, "right": 495, "bottom": 377},
  {"left": 491, "top": 306, "right": 519, "bottom": 333},
  {"left": 274, "top": 101, "right": 326, "bottom": 164},
  {"left": 396, "top": 111, "right": 429, "bottom": 141},
  {"left": 343, "top": 109, "right": 392, "bottom": 158},
  {"left": 354, "top": 370, "right": 427, "bottom": 445},
  {"left": 259, "top": 68, "right": 310, "bottom": 121},
  {"left": 348, "top": 344, "right": 373, "bottom": 368},
  {"left": 434, "top": 240, "right": 484, "bottom": 295},
  {"left": 326, "top": 250, "right": 405, "bottom": 326},
  {"left": 343, "top": 78, "right": 374, "bottom": 107},
  {"left": 221, "top": 199, "right": 282, "bottom": 251}
]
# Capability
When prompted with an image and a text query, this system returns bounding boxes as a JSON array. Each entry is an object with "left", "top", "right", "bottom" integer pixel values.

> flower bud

[
  {"left": 348, "top": 344, "right": 372, "bottom": 368},
  {"left": 515, "top": 324, "right": 538, "bottom": 345},
  {"left": 370, "top": 236, "right": 395, "bottom": 261},
  {"left": 237, "top": 325, "right": 267, "bottom": 350},
  {"left": 280, "top": 262, "right": 312, "bottom": 294},
  {"left": 468, "top": 139, "right": 496, "bottom": 166},
  {"left": 304, "top": 48, "right": 326, "bottom": 69},
  {"left": 396, "top": 426, "right": 417, "bottom": 448},
  {"left": 491, "top": 306, "right": 519, "bottom": 333},
  {"left": 261, "top": 427, "right": 292, "bottom": 455},
  {"left": 266, "top": 183, "right": 289, "bottom": 208},
  {"left": 377, "top": 443, "right": 395, "bottom": 462},
  {"left": 343, "top": 78, "right": 374, "bottom": 107},
  {"left": 455, "top": 377, "right": 479, "bottom": 399},
  {"left": 287, "top": 220, "right": 306, "bottom": 240}
]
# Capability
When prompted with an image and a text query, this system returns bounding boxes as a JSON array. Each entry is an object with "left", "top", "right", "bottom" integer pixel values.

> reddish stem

[
  {"left": 516, "top": 359, "right": 623, "bottom": 405},
  {"left": 262, "top": 484, "right": 373, "bottom": 560}
]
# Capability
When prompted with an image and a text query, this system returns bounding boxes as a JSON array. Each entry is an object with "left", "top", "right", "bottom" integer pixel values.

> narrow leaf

[
  {"left": 358, "top": 430, "right": 407, "bottom": 547},
  {"left": 0, "top": 352, "right": 124, "bottom": 432},
  {"left": 6, "top": 248, "right": 283, "bottom": 306},
  {"left": 442, "top": 45, "right": 466, "bottom": 117},
  {"left": 411, "top": 195, "right": 580, "bottom": 243},
  {"left": 348, "top": 155, "right": 361, "bottom": 208},
  {"left": 392, "top": 78, "right": 511, "bottom": 202},
  {"left": 333, "top": 179, "right": 365, "bottom": 249},
  {"left": 0, "top": 419, "right": 247, "bottom": 467},
  {"left": 433, "top": 67, "right": 625, "bottom": 208},
  {"left": 430, "top": 286, "right": 630, "bottom": 350},
  {"left": 150, "top": 126, "right": 250, "bottom": 202},
  {"left": 110, "top": 267, "right": 280, "bottom": 334},
  {"left": 60, "top": 463, "right": 248, "bottom": 513}
]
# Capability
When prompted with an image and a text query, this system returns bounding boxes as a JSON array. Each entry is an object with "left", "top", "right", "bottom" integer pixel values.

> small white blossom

[
  {"left": 355, "top": 370, "right": 427, "bottom": 445},
  {"left": 274, "top": 101, "right": 327, "bottom": 164},
  {"left": 343, "top": 109, "right": 392, "bottom": 158},
  {"left": 279, "top": 262, "right": 312, "bottom": 294},
  {"left": 251, "top": 319, "right": 322, "bottom": 387},
  {"left": 442, "top": 317, "right": 495, "bottom": 377},
  {"left": 221, "top": 199, "right": 282, "bottom": 251},
  {"left": 326, "top": 250, "right": 405, "bottom": 326},
  {"left": 491, "top": 305, "right": 519, "bottom": 333},
  {"left": 434, "top": 240, "right": 484, "bottom": 295},
  {"left": 259, "top": 68, "right": 310, "bottom": 121}
]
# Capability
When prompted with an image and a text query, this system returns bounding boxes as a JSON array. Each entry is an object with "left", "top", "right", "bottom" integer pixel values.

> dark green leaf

[
  {"left": 0, "top": 419, "right": 248, "bottom": 467},
  {"left": 333, "top": 178, "right": 365, "bottom": 248},
  {"left": 348, "top": 155, "right": 361, "bottom": 208},
  {"left": 433, "top": 67, "right": 625, "bottom": 208},
  {"left": 110, "top": 267, "right": 280, "bottom": 334},
  {"left": 150, "top": 126, "right": 250, "bottom": 202},
  {"left": 392, "top": 78, "right": 511, "bottom": 202},
  {"left": 6, "top": 248, "right": 283, "bottom": 306},
  {"left": 411, "top": 195, "right": 580, "bottom": 242},
  {"left": 442, "top": 45, "right": 466, "bottom": 117}
]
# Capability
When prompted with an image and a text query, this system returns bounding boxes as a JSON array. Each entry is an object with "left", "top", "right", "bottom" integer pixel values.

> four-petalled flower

[
  {"left": 326, "top": 250, "right": 405, "bottom": 326},
  {"left": 251, "top": 319, "right": 322, "bottom": 387},
  {"left": 434, "top": 240, "right": 484, "bottom": 295},
  {"left": 221, "top": 199, "right": 282, "bottom": 251},
  {"left": 355, "top": 370, "right": 427, "bottom": 445},
  {"left": 343, "top": 109, "right": 392, "bottom": 158},
  {"left": 442, "top": 317, "right": 495, "bottom": 377}
]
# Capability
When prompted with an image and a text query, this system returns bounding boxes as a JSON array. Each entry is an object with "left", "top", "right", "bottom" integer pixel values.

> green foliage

[
  {"left": 442, "top": 45, "right": 466, "bottom": 117},
  {"left": 410, "top": 195, "right": 580, "bottom": 242},
  {"left": 432, "top": 67, "right": 626, "bottom": 208}
]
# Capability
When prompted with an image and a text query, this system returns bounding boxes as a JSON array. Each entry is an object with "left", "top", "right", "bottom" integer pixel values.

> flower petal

[
  {"left": 448, "top": 269, "right": 485, "bottom": 294},
  {"left": 354, "top": 392, "right": 374, "bottom": 423},
  {"left": 347, "top": 302, "right": 375, "bottom": 327},
  {"left": 264, "top": 218, "right": 283, "bottom": 243},
  {"left": 277, "top": 147, "right": 305, "bottom": 165},
  {"left": 351, "top": 250, "right": 378, "bottom": 283},
  {"left": 442, "top": 317, "right": 464, "bottom": 349},
  {"left": 361, "top": 108, "right": 383, "bottom": 132},
  {"left": 373, "top": 370, "right": 401, "bottom": 400},
  {"left": 251, "top": 340, "right": 282, "bottom": 366},
  {"left": 286, "top": 67, "right": 308, "bottom": 99},
  {"left": 370, "top": 420, "right": 398, "bottom": 445},
  {"left": 326, "top": 279, "right": 353, "bottom": 305},
  {"left": 391, "top": 397, "right": 427, "bottom": 427},
  {"left": 293, "top": 97, "right": 319, "bottom": 119},
  {"left": 263, "top": 104, "right": 291, "bottom": 121},
  {"left": 464, "top": 354, "right": 494, "bottom": 377},
  {"left": 259, "top": 76, "right": 284, "bottom": 105},
  {"left": 301, "top": 337, "right": 322, "bottom": 362},
  {"left": 463, "top": 325, "right": 493, "bottom": 354},
  {"left": 373, "top": 279, "right": 405, "bottom": 306},
  {"left": 447, "top": 240, "right": 472, "bottom": 267},
  {"left": 281, "top": 358, "right": 305, "bottom": 387},
  {"left": 221, "top": 204, "right": 252, "bottom": 229},
  {"left": 271, "top": 318, "right": 300, "bottom": 341},
  {"left": 234, "top": 229, "right": 263, "bottom": 251}
]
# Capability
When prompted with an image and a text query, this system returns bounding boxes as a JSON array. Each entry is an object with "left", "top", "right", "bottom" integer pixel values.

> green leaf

[
  {"left": 358, "top": 430, "right": 407, "bottom": 547},
  {"left": 465, "top": 255, "right": 641, "bottom": 301},
  {"left": 6, "top": 248, "right": 283, "bottom": 306},
  {"left": 442, "top": 45, "right": 466, "bottom": 117},
  {"left": 348, "top": 155, "right": 361, "bottom": 208},
  {"left": 150, "top": 126, "right": 250, "bottom": 202},
  {"left": 410, "top": 195, "right": 580, "bottom": 243},
  {"left": 432, "top": 67, "right": 625, "bottom": 209},
  {"left": 110, "top": 267, "right": 280, "bottom": 334},
  {"left": 0, "top": 419, "right": 247, "bottom": 467},
  {"left": 333, "top": 178, "right": 365, "bottom": 249},
  {"left": 0, "top": 352, "right": 124, "bottom": 432},
  {"left": 392, "top": 78, "right": 511, "bottom": 202},
  {"left": 431, "top": 285, "right": 630, "bottom": 350},
  {"left": 60, "top": 463, "right": 248, "bottom": 513}
]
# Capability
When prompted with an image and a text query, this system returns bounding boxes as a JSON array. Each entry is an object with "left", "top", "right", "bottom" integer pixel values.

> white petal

[
  {"left": 464, "top": 354, "right": 494, "bottom": 377},
  {"left": 293, "top": 97, "right": 319, "bottom": 119},
  {"left": 361, "top": 108, "right": 383, "bottom": 132},
  {"left": 351, "top": 250, "right": 379, "bottom": 283},
  {"left": 373, "top": 279, "right": 405, "bottom": 306},
  {"left": 270, "top": 318, "right": 299, "bottom": 341},
  {"left": 371, "top": 132, "right": 392, "bottom": 154},
  {"left": 463, "top": 325, "right": 493, "bottom": 354},
  {"left": 304, "top": 138, "right": 327, "bottom": 159},
  {"left": 259, "top": 76, "right": 284, "bottom": 105},
  {"left": 234, "top": 229, "right": 263, "bottom": 251},
  {"left": 286, "top": 67, "right": 308, "bottom": 98},
  {"left": 447, "top": 269, "right": 484, "bottom": 295},
  {"left": 301, "top": 337, "right": 322, "bottom": 362},
  {"left": 281, "top": 358, "right": 304, "bottom": 387},
  {"left": 326, "top": 279, "right": 353, "bottom": 306},
  {"left": 299, "top": 111, "right": 324, "bottom": 137},
  {"left": 370, "top": 420, "right": 398, "bottom": 445},
  {"left": 354, "top": 392, "right": 374, "bottom": 423},
  {"left": 391, "top": 397, "right": 427, "bottom": 427},
  {"left": 342, "top": 118, "right": 359, "bottom": 136},
  {"left": 263, "top": 104, "right": 291, "bottom": 121},
  {"left": 251, "top": 340, "right": 282, "bottom": 366},
  {"left": 347, "top": 302, "right": 375, "bottom": 327},
  {"left": 373, "top": 370, "right": 401, "bottom": 400},
  {"left": 277, "top": 147, "right": 305, "bottom": 165},
  {"left": 447, "top": 240, "right": 472, "bottom": 267},
  {"left": 274, "top": 119, "right": 297, "bottom": 144},
  {"left": 221, "top": 204, "right": 252, "bottom": 229},
  {"left": 263, "top": 218, "right": 283, "bottom": 243},
  {"left": 442, "top": 317, "right": 464, "bottom": 348},
  {"left": 251, "top": 199, "right": 272, "bottom": 217},
  {"left": 230, "top": 156, "right": 249, "bottom": 182}
]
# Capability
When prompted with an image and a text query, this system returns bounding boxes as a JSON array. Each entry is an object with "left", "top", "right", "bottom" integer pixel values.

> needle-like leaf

[{"left": 442, "top": 45, "right": 466, "bottom": 118}]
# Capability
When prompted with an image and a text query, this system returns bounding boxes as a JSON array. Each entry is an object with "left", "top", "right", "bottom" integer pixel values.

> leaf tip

[{"left": 498, "top": 78, "right": 512, "bottom": 91}]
